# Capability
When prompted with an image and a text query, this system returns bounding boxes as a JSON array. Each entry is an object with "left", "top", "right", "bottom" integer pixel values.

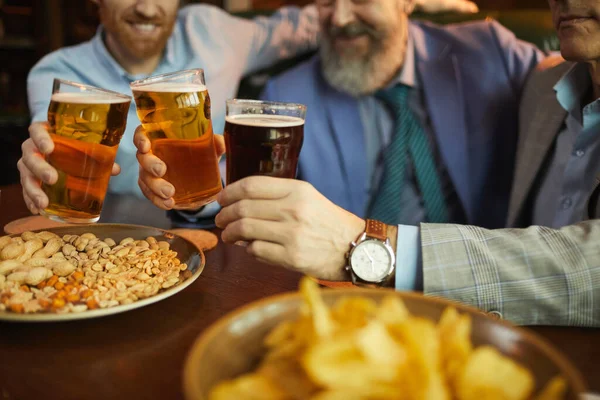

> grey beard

[{"left": 319, "top": 33, "right": 407, "bottom": 98}]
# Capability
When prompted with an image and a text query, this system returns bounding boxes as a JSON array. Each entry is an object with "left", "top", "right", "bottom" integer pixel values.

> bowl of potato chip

[{"left": 184, "top": 278, "right": 586, "bottom": 400}]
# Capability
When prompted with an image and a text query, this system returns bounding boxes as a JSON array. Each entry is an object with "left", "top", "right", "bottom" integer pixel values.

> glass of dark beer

[
  {"left": 130, "top": 69, "right": 222, "bottom": 210},
  {"left": 224, "top": 99, "right": 306, "bottom": 184},
  {"left": 41, "top": 79, "right": 131, "bottom": 223}
]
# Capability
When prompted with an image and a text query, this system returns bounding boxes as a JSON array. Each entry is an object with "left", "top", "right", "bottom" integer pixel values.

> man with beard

[
  {"left": 18, "top": 0, "right": 475, "bottom": 225},
  {"left": 257, "top": 0, "right": 545, "bottom": 230},
  {"left": 206, "top": 0, "right": 600, "bottom": 326}
]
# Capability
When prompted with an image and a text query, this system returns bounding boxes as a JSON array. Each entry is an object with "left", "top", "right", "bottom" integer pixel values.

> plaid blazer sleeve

[{"left": 420, "top": 221, "right": 600, "bottom": 327}]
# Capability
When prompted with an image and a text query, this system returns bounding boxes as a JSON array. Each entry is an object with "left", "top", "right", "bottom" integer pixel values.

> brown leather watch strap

[{"left": 365, "top": 219, "right": 387, "bottom": 241}]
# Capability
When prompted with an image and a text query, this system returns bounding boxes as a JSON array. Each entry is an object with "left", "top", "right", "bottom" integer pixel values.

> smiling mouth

[{"left": 127, "top": 22, "right": 160, "bottom": 34}]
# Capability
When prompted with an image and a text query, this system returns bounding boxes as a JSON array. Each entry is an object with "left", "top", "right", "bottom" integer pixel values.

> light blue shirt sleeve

[
  {"left": 183, "top": 4, "right": 319, "bottom": 77},
  {"left": 394, "top": 224, "right": 423, "bottom": 291}
]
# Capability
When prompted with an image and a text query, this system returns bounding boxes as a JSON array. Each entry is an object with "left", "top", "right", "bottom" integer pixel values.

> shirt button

[
  {"left": 574, "top": 149, "right": 585, "bottom": 157},
  {"left": 561, "top": 197, "right": 573, "bottom": 210}
]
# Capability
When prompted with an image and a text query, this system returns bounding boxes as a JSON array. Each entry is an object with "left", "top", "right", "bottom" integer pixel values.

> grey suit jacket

[{"left": 421, "top": 58, "right": 600, "bottom": 327}]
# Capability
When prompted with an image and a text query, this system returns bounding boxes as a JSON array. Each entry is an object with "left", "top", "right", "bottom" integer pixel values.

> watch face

[{"left": 350, "top": 239, "right": 394, "bottom": 283}]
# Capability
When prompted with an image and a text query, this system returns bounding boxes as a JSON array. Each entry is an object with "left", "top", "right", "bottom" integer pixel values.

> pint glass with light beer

[
  {"left": 224, "top": 100, "right": 306, "bottom": 184},
  {"left": 41, "top": 79, "right": 131, "bottom": 223},
  {"left": 130, "top": 69, "right": 222, "bottom": 209}
]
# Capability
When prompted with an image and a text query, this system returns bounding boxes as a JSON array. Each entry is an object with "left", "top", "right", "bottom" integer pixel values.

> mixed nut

[{"left": 0, "top": 231, "right": 191, "bottom": 314}]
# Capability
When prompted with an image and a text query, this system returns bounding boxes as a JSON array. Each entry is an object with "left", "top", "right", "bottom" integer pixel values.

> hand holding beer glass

[
  {"left": 130, "top": 69, "right": 222, "bottom": 210},
  {"left": 40, "top": 79, "right": 131, "bottom": 223},
  {"left": 224, "top": 99, "right": 306, "bottom": 184}
]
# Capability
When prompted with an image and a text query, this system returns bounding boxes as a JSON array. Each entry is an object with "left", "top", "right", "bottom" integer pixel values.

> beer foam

[
  {"left": 51, "top": 92, "right": 130, "bottom": 104},
  {"left": 131, "top": 83, "right": 207, "bottom": 93},
  {"left": 225, "top": 114, "right": 304, "bottom": 127}
]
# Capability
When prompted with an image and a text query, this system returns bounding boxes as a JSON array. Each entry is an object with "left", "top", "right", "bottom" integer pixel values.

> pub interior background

[{"left": 0, "top": 0, "right": 547, "bottom": 186}]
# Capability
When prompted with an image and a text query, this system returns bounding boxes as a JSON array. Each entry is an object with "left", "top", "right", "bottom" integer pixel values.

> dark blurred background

[{"left": 0, "top": 0, "right": 549, "bottom": 185}]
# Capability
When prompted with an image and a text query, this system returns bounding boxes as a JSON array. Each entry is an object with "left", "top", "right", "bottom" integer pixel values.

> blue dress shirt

[{"left": 533, "top": 63, "right": 600, "bottom": 228}]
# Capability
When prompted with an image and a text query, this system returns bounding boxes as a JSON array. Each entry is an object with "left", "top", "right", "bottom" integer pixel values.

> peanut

[
  {"left": 25, "top": 267, "right": 53, "bottom": 286},
  {"left": 0, "top": 236, "right": 12, "bottom": 251},
  {"left": 0, "top": 260, "right": 26, "bottom": 276},
  {"left": 7, "top": 271, "right": 29, "bottom": 284},
  {"left": 80, "top": 233, "right": 96, "bottom": 240},
  {"left": 38, "top": 298, "right": 51, "bottom": 309},
  {"left": 1, "top": 242, "right": 26, "bottom": 260},
  {"left": 37, "top": 231, "right": 59, "bottom": 243},
  {"left": 52, "top": 261, "right": 76, "bottom": 277},
  {"left": 24, "top": 257, "right": 54, "bottom": 268},
  {"left": 21, "top": 232, "right": 38, "bottom": 242},
  {"left": 120, "top": 237, "right": 135, "bottom": 246},
  {"left": 32, "top": 238, "right": 62, "bottom": 259},
  {"left": 72, "top": 304, "right": 88, "bottom": 313},
  {"left": 61, "top": 244, "right": 76, "bottom": 257},
  {"left": 17, "top": 239, "right": 44, "bottom": 262}
]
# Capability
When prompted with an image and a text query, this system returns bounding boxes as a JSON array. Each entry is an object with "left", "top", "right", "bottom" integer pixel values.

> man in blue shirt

[
  {"left": 210, "top": 0, "right": 600, "bottom": 327},
  {"left": 18, "top": 0, "right": 476, "bottom": 225}
]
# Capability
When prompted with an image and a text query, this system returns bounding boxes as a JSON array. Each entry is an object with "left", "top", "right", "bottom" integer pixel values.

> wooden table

[{"left": 0, "top": 183, "right": 599, "bottom": 399}]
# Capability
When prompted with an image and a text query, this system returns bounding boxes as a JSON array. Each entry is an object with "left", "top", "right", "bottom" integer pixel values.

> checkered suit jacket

[{"left": 421, "top": 58, "right": 600, "bottom": 327}]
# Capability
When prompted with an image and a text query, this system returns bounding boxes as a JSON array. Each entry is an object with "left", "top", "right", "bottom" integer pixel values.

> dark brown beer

[
  {"left": 132, "top": 83, "right": 222, "bottom": 209},
  {"left": 42, "top": 92, "right": 130, "bottom": 223},
  {"left": 224, "top": 114, "right": 304, "bottom": 184}
]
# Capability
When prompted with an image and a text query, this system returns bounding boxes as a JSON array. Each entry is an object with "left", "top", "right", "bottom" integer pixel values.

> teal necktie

[{"left": 369, "top": 84, "right": 448, "bottom": 225}]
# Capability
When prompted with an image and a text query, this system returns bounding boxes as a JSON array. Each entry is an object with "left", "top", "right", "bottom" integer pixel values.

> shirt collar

[
  {"left": 91, "top": 24, "right": 177, "bottom": 83},
  {"left": 554, "top": 62, "right": 592, "bottom": 119},
  {"left": 389, "top": 33, "right": 418, "bottom": 89}
]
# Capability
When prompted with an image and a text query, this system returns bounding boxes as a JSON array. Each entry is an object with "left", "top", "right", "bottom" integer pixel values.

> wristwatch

[{"left": 346, "top": 219, "right": 396, "bottom": 287}]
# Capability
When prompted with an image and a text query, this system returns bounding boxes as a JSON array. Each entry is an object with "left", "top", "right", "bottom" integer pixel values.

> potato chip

[
  {"left": 391, "top": 318, "right": 450, "bottom": 400},
  {"left": 300, "top": 278, "right": 334, "bottom": 338},
  {"left": 303, "top": 335, "right": 402, "bottom": 391},
  {"left": 209, "top": 374, "right": 287, "bottom": 400},
  {"left": 456, "top": 346, "right": 534, "bottom": 400},
  {"left": 258, "top": 357, "right": 319, "bottom": 399},
  {"left": 376, "top": 295, "right": 410, "bottom": 326},
  {"left": 264, "top": 320, "right": 295, "bottom": 348},
  {"left": 331, "top": 296, "right": 377, "bottom": 329},
  {"left": 534, "top": 377, "right": 567, "bottom": 400},
  {"left": 438, "top": 307, "right": 473, "bottom": 390},
  {"left": 355, "top": 320, "right": 407, "bottom": 367},
  {"left": 310, "top": 390, "right": 365, "bottom": 400}
]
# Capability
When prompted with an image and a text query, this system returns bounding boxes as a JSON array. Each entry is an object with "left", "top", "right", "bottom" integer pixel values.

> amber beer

[
  {"left": 224, "top": 114, "right": 305, "bottom": 184},
  {"left": 42, "top": 91, "right": 130, "bottom": 223},
  {"left": 131, "top": 82, "right": 222, "bottom": 209}
]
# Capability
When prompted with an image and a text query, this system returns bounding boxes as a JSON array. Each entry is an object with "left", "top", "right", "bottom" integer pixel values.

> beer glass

[
  {"left": 41, "top": 79, "right": 131, "bottom": 223},
  {"left": 130, "top": 69, "right": 222, "bottom": 209},
  {"left": 224, "top": 99, "right": 306, "bottom": 184}
]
